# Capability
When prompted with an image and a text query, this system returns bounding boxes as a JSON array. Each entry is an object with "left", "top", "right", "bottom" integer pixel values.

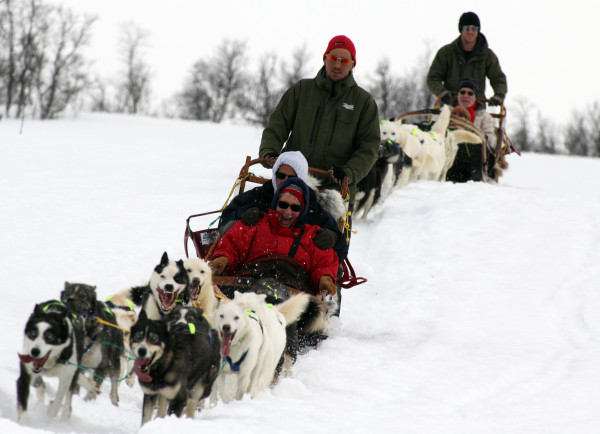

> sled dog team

[
  {"left": 17, "top": 252, "right": 329, "bottom": 426},
  {"left": 354, "top": 104, "right": 483, "bottom": 220}
]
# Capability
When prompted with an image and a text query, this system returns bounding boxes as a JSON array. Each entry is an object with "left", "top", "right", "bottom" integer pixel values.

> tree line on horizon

[{"left": 1, "top": 0, "right": 598, "bottom": 158}]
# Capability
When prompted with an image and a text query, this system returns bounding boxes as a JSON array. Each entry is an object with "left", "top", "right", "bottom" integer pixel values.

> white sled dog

[
  {"left": 183, "top": 257, "right": 217, "bottom": 319},
  {"left": 211, "top": 291, "right": 311, "bottom": 403}
]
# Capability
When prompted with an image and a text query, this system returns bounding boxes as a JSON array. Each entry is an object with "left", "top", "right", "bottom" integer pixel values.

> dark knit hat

[
  {"left": 458, "top": 78, "right": 479, "bottom": 97},
  {"left": 458, "top": 12, "right": 480, "bottom": 32},
  {"left": 323, "top": 35, "right": 356, "bottom": 65}
]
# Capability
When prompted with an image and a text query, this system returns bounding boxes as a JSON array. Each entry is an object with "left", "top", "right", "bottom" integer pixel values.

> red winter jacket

[{"left": 213, "top": 209, "right": 339, "bottom": 292}]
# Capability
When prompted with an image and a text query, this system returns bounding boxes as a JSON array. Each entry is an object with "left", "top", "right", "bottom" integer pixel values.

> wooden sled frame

[{"left": 184, "top": 156, "right": 366, "bottom": 290}]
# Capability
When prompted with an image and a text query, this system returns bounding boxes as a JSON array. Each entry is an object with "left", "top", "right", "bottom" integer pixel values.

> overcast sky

[{"left": 50, "top": 0, "right": 598, "bottom": 125}]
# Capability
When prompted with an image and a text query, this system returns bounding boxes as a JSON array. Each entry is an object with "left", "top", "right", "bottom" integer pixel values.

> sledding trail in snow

[{"left": 2, "top": 115, "right": 600, "bottom": 433}]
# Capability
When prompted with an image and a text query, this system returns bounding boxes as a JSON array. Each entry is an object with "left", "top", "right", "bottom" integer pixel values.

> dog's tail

[
  {"left": 432, "top": 105, "right": 452, "bottom": 137},
  {"left": 452, "top": 129, "right": 482, "bottom": 144},
  {"left": 276, "top": 293, "right": 326, "bottom": 334},
  {"left": 113, "top": 284, "right": 148, "bottom": 307}
]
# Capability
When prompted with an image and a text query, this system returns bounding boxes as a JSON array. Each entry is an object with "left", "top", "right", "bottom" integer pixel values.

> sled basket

[
  {"left": 184, "top": 211, "right": 221, "bottom": 260},
  {"left": 184, "top": 156, "right": 367, "bottom": 289}
]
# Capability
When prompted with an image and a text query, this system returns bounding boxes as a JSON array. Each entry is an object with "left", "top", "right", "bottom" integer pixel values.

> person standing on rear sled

[
  {"left": 258, "top": 35, "right": 380, "bottom": 245},
  {"left": 427, "top": 11, "right": 507, "bottom": 107}
]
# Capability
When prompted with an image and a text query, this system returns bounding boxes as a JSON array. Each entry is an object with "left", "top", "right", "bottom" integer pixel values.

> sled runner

[
  {"left": 184, "top": 156, "right": 367, "bottom": 299},
  {"left": 395, "top": 99, "right": 519, "bottom": 183}
]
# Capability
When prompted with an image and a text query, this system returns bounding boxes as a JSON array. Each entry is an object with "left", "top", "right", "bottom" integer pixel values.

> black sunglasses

[
  {"left": 275, "top": 171, "right": 294, "bottom": 180},
  {"left": 277, "top": 200, "right": 302, "bottom": 212}
]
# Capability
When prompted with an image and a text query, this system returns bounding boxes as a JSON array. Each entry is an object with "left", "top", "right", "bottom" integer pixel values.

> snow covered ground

[{"left": 1, "top": 113, "right": 600, "bottom": 433}]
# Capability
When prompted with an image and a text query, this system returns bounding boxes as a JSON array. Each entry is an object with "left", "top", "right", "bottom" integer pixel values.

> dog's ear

[
  {"left": 138, "top": 309, "right": 148, "bottom": 322},
  {"left": 34, "top": 303, "right": 45, "bottom": 315},
  {"left": 64, "top": 281, "right": 70, "bottom": 289},
  {"left": 160, "top": 251, "right": 169, "bottom": 265}
]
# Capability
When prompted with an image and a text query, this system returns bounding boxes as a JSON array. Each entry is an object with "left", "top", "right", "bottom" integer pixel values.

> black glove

[
  {"left": 261, "top": 153, "right": 279, "bottom": 168},
  {"left": 438, "top": 90, "right": 452, "bottom": 105},
  {"left": 488, "top": 94, "right": 504, "bottom": 106},
  {"left": 240, "top": 207, "right": 262, "bottom": 226},
  {"left": 332, "top": 166, "right": 347, "bottom": 184},
  {"left": 313, "top": 228, "right": 340, "bottom": 250}
]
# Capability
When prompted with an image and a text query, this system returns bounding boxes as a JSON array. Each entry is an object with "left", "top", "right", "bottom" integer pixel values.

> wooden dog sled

[
  {"left": 183, "top": 156, "right": 367, "bottom": 303},
  {"left": 395, "top": 99, "right": 519, "bottom": 183}
]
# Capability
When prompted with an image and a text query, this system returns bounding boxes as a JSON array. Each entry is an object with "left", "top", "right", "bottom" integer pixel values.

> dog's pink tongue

[
  {"left": 134, "top": 358, "right": 152, "bottom": 382},
  {"left": 18, "top": 353, "right": 33, "bottom": 364},
  {"left": 221, "top": 333, "right": 234, "bottom": 356}
]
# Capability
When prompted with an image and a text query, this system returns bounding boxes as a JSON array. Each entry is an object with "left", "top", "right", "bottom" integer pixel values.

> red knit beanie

[
  {"left": 323, "top": 35, "right": 356, "bottom": 65},
  {"left": 280, "top": 185, "right": 305, "bottom": 209}
]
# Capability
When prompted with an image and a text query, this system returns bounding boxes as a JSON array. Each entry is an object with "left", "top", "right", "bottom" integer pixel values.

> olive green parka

[
  {"left": 427, "top": 33, "right": 507, "bottom": 102},
  {"left": 259, "top": 66, "right": 380, "bottom": 204}
]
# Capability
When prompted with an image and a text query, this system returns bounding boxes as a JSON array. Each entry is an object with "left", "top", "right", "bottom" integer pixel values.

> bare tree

[
  {"left": 584, "top": 101, "right": 600, "bottom": 157},
  {"left": 563, "top": 103, "right": 600, "bottom": 157},
  {"left": 534, "top": 114, "right": 559, "bottom": 154},
  {"left": 368, "top": 48, "right": 436, "bottom": 121},
  {"left": 280, "top": 44, "right": 310, "bottom": 87},
  {"left": 35, "top": 7, "right": 96, "bottom": 119},
  {"left": 88, "top": 75, "right": 113, "bottom": 112},
  {"left": 0, "top": 0, "right": 94, "bottom": 119},
  {"left": 178, "top": 39, "right": 247, "bottom": 122},
  {"left": 117, "top": 22, "right": 152, "bottom": 114},
  {"left": 413, "top": 45, "right": 436, "bottom": 110},
  {"left": 177, "top": 60, "right": 213, "bottom": 120},
  {"left": 2, "top": 0, "right": 47, "bottom": 118},
  {"left": 509, "top": 98, "right": 534, "bottom": 153},
  {"left": 563, "top": 113, "right": 588, "bottom": 156},
  {"left": 368, "top": 58, "right": 402, "bottom": 119},
  {"left": 236, "top": 53, "right": 283, "bottom": 127}
]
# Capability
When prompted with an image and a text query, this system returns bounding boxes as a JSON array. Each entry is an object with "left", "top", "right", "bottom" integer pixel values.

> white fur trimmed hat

[{"left": 271, "top": 151, "right": 309, "bottom": 190}]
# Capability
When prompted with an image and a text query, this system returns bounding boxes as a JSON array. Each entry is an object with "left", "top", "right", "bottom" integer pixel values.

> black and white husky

[
  {"left": 130, "top": 305, "right": 221, "bottom": 425},
  {"left": 60, "top": 282, "right": 124, "bottom": 405},
  {"left": 17, "top": 300, "right": 84, "bottom": 423},
  {"left": 116, "top": 252, "right": 189, "bottom": 319}
]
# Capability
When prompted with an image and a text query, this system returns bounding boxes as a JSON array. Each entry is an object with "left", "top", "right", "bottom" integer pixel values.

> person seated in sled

[
  {"left": 453, "top": 77, "right": 501, "bottom": 178},
  {"left": 218, "top": 151, "right": 349, "bottom": 263},
  {"left": 209, "top": 177, "right": 338, "bottom": 298},
  {"left": 453, "top": 78, "right": 497, "bottom": 153}
]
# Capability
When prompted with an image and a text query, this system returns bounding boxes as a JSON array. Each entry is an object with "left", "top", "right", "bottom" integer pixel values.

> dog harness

[{"left": 224, "top": 350, "right": 248, "bottom": 372}]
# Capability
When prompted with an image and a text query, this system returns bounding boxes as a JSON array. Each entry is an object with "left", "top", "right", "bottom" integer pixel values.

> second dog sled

[
  {"left": 395, "top": 99, "right": 519, "bottom": 183},
  {"left": 183, "top": 156, "right": 367, "bottom": 303}
]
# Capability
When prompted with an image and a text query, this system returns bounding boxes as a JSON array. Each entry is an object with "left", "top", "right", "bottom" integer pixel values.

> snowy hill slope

[{"left": 1, "top": 114, "right": 600, "bottom": 433}]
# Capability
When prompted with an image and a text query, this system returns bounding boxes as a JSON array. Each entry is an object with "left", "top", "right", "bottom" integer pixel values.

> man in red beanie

[
  {"left": 426, "top": 11, "right": 507, "bottom": 107},
  {"left": 259, "top": 35, "right": 380, "bottom": 230}
]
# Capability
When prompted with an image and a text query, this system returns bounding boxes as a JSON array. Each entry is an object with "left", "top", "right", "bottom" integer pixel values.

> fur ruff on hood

[{"left": 305, "top": 174, "right": 346, "bottom": 224}]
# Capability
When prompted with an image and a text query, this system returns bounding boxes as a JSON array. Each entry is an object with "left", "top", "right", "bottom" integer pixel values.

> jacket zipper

[
  {"left": 310, "top": 107, "right": 321, "bottom": 144},
  {"left": 327, "top": 109, "right": 339, "bottom": 147}
]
